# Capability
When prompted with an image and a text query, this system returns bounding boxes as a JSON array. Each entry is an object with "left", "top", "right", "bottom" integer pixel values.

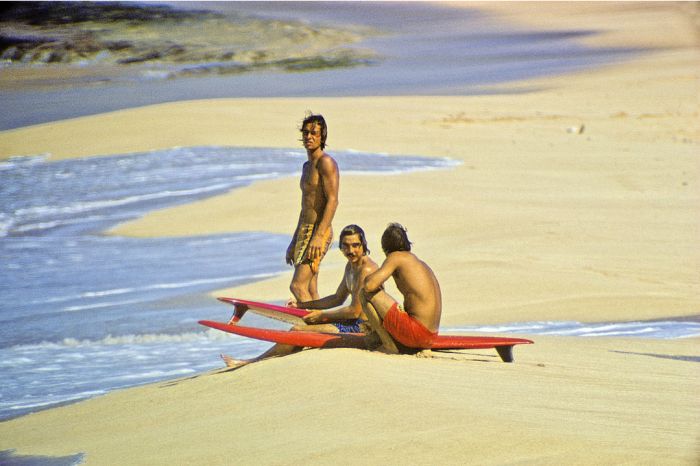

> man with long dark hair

[
  {"left": 222, "top": 225, "right": 375, "bottom": 368},
  {"left": 286, "top": 112, "right": 339, "bottom": 303}
]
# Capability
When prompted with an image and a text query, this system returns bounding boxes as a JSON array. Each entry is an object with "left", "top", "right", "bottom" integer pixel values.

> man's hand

[
  {"left": 306, "top": 234, "right": 325, "bottom": 262},
  {"left": 303, "top": 310, "right": 325, "bottom": 324}
]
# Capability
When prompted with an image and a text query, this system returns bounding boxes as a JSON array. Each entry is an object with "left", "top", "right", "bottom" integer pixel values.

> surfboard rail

[
  {"left": 217, "top": 297, "right": 308, "bottom": 326},
  {"left": 200, "top": 317, "right": 533, "bottom": 362}
]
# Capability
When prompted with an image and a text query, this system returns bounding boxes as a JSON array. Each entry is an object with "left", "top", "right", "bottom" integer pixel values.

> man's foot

[{"left": 220, "top": 353, "right": 250, "bottom": 369}]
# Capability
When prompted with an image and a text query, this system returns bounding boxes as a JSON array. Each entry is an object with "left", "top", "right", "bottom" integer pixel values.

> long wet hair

[
  {"left": 300, "top": 112, "right": 328, "bottom": 150},
  {"left": 381, "top": 223, "right": 412, "bottom": 254},
  {"left": 339, "top": 224, "right": 370, "bottom": 255}
]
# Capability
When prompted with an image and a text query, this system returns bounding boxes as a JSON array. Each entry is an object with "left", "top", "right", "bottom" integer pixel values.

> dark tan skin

[
  {"left": 363, "top": 250, "right": 442, "bottom": 333},
  {"left": 286, "top": 121, "right": 339, "bottom": 302},
  {"left": 297, "top": 233, "right": 377, "bottom": 323},
  {"left": 222, "top": 233, "right": 375, "bottom": 369}
]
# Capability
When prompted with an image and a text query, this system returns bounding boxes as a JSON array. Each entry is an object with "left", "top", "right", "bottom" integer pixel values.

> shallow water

[
  {"left": 446, "top": 320, "right": 700, "bottom": 340},
  {"left": 0, "top": 146, "right": 458, "bottom": 420},
  {"left": 0, "top": 2, "right": 673, "bottom": 422},
  {"left": 0, "top": 449, "right": 84, "bottom": 466}
]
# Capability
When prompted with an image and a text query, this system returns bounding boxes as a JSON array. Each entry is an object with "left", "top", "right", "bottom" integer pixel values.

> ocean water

[
  {"left": 0, "top": 1, "right": 643, "bottom": 129},
  {"left": 0, "top": 2, "right": 683, "bottom": 424},
  {"left": 1, "top": 146, "right": 697, "bottom": 422},
  {"left": 0, "top": 146, "right": 460, "bottom": 420},
  {"left": 446, "top": 320, "right": 700, "bottom": 340}
]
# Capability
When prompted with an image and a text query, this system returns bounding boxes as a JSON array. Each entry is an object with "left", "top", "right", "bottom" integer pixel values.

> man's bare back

[
  {"left": 361, "top": 223, "right": 442, "bottom": 350},
  {"left": 383, "top": 251, "right": 442, "bottom": 332},
  {"left": 365, "top": 250, "right": 442, "bottom": 332}
]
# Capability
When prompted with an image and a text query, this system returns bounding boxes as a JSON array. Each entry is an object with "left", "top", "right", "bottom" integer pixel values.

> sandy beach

[{"left": 0, "top": 2, "right": 698, "bottom": 464}]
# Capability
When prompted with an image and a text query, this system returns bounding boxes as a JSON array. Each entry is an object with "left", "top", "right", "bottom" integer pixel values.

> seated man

[
  {"left": 222, "top": 224, "right": 378, "bottom": 368},
  {"left": 361, "top": 223, "right": 442, "bottom": 350}
]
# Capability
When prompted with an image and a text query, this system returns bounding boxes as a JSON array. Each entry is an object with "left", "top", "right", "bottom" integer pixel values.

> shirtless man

[
  {"left": 286, "top": 113, "right": 339, "bottom": 303},
  {"left": 361, "top": 223, "right": 442, "bottom": 349},
  {"left": 221, "top": 224, "right": 377, "bottom": 368}
]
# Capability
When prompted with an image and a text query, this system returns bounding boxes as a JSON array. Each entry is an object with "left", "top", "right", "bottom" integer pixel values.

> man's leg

[
  {"left": 221, "top": 343, "right": 301, "bottom": 368},
  {"left": 290, "top": 263, "right": 315, "bottom": 302},
  {"left": 221, "top": 322, "right": 338, "bottom": 368},
  {"left": 361, "top": 291, "right": 399, "bottom": 354},
  {"left": 308, "top": 271, "right": 320, "bottom": 301}
]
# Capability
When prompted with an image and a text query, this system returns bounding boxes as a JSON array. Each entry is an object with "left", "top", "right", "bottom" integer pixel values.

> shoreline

[
  {"left": 0, "top": 2, "right": 698, "bottom": 464},
  {"left": 1, "top": 335, "right": 698, "bottom": 464},
  {"left": 0, "top": 2, "right": 696, "bottom": 326}
]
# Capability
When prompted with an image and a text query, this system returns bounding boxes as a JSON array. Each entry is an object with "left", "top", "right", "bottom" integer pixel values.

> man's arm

[
  {"left": 307, "top": 156, "right": 339, "bottom": 260},
  {"left": 297, "top": 274, "right": 350, "bottom": 311},
  {"left": 303, "top": 304, "right": 358, "bottom": 324},
  {"left": 363, "top": 255, "right": 399, "bottom": 295},
  {"left": 303, "top": 262, "right": 375, "bottom": 323}
]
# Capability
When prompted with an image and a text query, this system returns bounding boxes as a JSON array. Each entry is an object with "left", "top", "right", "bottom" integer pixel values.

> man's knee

[
  {"left": 289, "top": 277, "right": 309, "bottom": 296},
  {"left": 290, "top": 275, "right": 311, "bottom": 300}
]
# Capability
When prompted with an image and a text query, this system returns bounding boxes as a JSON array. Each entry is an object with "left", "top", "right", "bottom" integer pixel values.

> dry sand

[
  {"left": 1, "top": 337, "right": 698, "bottom": 465},
  {"left": 0, "top": 2, "right": 698, "bottom": 464}
]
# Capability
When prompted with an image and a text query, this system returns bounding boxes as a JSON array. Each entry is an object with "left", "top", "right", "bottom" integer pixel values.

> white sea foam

[
  {"left": 130, "top": 272, "right": 278, "bottom": 293},
  {"left": 36, "top": 272, "right": 277, "bottom": 309},
  {"left": 100, "top": 368, "right": 196, "bottom": 382},
  {"left": 0, "top": 213, "right": 12, "bottom": 237},
  {"left": 62, "top": 298, "right": 150, "bottom": 312},
  {"left": 235, "top": 172, "right": 281, "bottom": 181},
  {"left": 2, "top": 390, "right": 108, "bottom": 411},
  {"left": 13, "top": 183, "right": 232, "bottom": 220},
  {"left": 81, "top": 288, "right": 137, "bottom": 298},
  {"left": 11, "top": 329, "right": 239, "bottom": 351},
  {"left": 444, "top": 320, "right": 700, "bottom": 339},
  {"left": 0, "top": 154, "right": 49, "bottom": 170}
]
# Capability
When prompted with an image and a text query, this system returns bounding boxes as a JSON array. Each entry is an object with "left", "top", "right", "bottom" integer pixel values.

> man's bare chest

[{"left": 300, "top": 162, "right": 322, "bottom": 191}]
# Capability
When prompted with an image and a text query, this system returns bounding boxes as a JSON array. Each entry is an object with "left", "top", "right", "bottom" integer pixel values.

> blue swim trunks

[{"left": 332, "top": 319, "right": 365, "bottom": 333}]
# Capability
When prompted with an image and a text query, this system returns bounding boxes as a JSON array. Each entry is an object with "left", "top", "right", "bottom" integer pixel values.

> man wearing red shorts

[{"left": 362, "top": 223, "right": 442, "bottom": 350}]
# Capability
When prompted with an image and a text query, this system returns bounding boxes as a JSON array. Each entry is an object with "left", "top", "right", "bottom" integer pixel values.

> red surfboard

[
  {"left": 201, "top": 320, "right": 368, "bottom": 349},
  {"left": 200, "top": 318, "right": 533, "bottom": 363},
  {"left": 217, "top": 297, "right": 309, "bottom": 326}
]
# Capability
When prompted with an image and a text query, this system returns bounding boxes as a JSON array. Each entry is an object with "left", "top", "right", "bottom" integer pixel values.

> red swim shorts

[{"left": 382, "top": 302, "right": 437, "bottom": 348}]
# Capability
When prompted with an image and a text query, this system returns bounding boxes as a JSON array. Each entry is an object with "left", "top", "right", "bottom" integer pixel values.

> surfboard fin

[
  {"left": 495, "top": 345, "right": 514, "bottom": 363},
  {"left": 218, "top": 297, "right": 248, "bottom": 325}
]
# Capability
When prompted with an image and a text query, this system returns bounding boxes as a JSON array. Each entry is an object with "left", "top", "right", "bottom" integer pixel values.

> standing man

[
  {"left": 286, "top": 113, "right": 339, "bottom": 303},
  {"left": 222, "top": 224, "right": 377, "bottom": 368},
  {"left": 362, "top": 223, "right": 442, "bottom": 350}
]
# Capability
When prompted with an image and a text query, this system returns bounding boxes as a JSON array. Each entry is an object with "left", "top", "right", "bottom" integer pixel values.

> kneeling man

[{"left": 362, "top": 223, "right": 442, "bottom": 349}]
